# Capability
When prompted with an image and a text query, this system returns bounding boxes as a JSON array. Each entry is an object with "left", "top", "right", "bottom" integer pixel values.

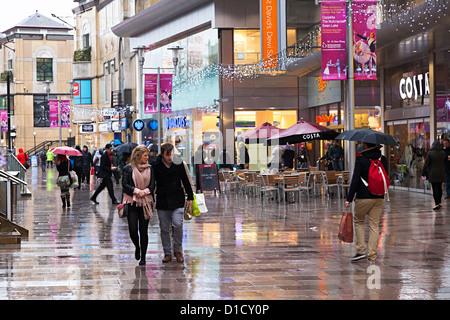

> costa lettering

[
  {"left": 302, "top": 133, "right": 321, "bottom": 140},
  {"left": 399, "top": 72, "right": 430, "bottom": 100}
]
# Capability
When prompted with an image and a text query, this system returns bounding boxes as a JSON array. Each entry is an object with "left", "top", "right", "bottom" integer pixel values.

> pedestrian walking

[
  {"left": 39, "top": 149, "right": 47, "bottom": 172},
  {"left": 345, "top": 143, "right": 388, "bottom": 263},
  {"left": 70, "top": 146, "right": 83, "bottom": 190},
  {"left": 56, "top": 154, "right": 72, "bottom": 208},
  {"left": 422, "top": 141, "right": 446, "bottom": 210},
  {"left": 17, "top": 148, "right": 29, "bottom": 168},
  {"left": 90, "top": 144, "right": 119, "bottom": 205},
  {"left": 330, "top": 140, "right": 344, "bottom": 171},
  {"left": 152, "top": 143, "right": 194, "bottom": 263},
  {"left": 122, "top": 146, "right": 155, "bottom": 266},
  {"left": 443, "top": 138, "right": 450, "bottom": 199},
  {"left": 46, "top": 149, "right": 54, "bottom": 168},
  {"left": 112, "top": 149, "right": 120, "bottom": 184},
  {"left": 81, "top": 145, "right": 93, "bottom": 186},
  {"left": 93, "top": 148, "right": 102, "bottom": 177}
]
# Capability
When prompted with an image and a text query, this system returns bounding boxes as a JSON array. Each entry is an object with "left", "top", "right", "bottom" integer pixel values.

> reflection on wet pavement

[{"left": 1, "top": 166, "right": 450, "bottom": 299}]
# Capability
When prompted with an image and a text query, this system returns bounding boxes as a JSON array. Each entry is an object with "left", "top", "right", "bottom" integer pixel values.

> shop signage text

[
  {"left": 316, "top": 114, "right": 336, "bottom": 123},
  {"left": 260, "top": 0, "right": 278, "bottom": 70},
  {"left": 399, "top": 72, "right": 430, "bottom": 100},
  {"left": 165, "top": 116, "right": 188, "bottom": 130}
]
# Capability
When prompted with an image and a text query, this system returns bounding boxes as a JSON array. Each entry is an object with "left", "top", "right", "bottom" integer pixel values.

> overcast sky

[{"left": 0, "top": 0, "right": 75, "bottom": 33}]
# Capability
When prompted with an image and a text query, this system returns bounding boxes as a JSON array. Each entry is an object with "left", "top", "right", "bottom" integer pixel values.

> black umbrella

[
  {"left": 115, "top": 142, "right": 138, "bottom": 154},
  {"left": 335, "top": 129, "right": 398, "bottom": 146}
]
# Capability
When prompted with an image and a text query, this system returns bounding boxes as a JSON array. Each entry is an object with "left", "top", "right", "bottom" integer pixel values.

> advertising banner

[
  {"left": 0, "top": 110, "right": 7, "bottom": 132},
  {"left": 159, "top": 74, "right": 173, "bottom": 114},
  {"left": 49, "top": 100, "right": 59, "bottom": 128},
  {"left": 352, "top": 0, "right": 377, "bottom": 80},
  {"left": 321, "top": 1, "right": 347, "bottom": 81},
  {"left": 260, "top": 0, "right": 279, "bottom": 70},
  {"left": 60, "top": 100, "right": 70, "bottom": 128},
  {"left": 144, "top": 73, "right": 157, "bottom": 114}
]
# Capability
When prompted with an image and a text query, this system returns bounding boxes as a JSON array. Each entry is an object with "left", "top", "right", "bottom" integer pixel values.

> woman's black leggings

[
  {"left": 431, "top": 182, "right": 443, "bottom": 206},
  {"left": 127, "top": 204, "right": 150, "bottom": 259}
]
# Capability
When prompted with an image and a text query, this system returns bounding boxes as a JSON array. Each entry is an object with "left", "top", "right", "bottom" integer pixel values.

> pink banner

[
  {"left": 144, "top": 73, "right": 173, "bottom": 114},
  {"left": 321, "top": 1, "right": 347, "bottom": 81},
  {"left": 1, "top": 110, "right": 7, "bottom": 132},
  {"left": 144, "top": 74, "right": 157, "bottom": 114},
  {"left": 159, "top": 74, "right": 173, "bottom": 114},
  {"left": 60, "top": 100, "right": 70, "bottom": 128},
  {"left": 49, "top": 100, "right": 59, "bottom": 128},
  {"left": 352, "top": 0, "right": 377, "bottom": 80}
]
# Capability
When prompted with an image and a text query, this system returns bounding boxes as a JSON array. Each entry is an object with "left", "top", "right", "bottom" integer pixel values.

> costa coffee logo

[{"left": 399, "top": 72, "right": 430, "bottom": 100}]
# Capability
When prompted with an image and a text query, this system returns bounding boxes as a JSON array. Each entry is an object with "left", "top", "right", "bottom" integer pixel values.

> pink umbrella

[
  {"left": 49, "top": 146, "right": 83, "bottom": 156},
  {"left": 266, "top": 120, "right": 339, "bottom": 145},
  {"left": 237, "top": 122, "right": 282, "bottom": 144}
]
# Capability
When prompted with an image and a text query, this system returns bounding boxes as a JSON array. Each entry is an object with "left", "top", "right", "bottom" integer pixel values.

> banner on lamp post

[
  {"left": 352, "top": 0, "right": 377, "bottom": 80},
  {"left": 144, "top": 73, "right": 157, "bottom": 114},
  {"left": 159, "top": 74, "right": 173, "bottom": 114},
  {"left": 60, "top": 100, "right": 70, "bottom": 128},
  {"left": 321, "top": 1, "right": 347, "bottom": 81},
  {"left": 0, "top": 110, "right": 7, "bottom": 132},
  {"left": 49, "top": 100, "right": 59, "bottom": 128}
]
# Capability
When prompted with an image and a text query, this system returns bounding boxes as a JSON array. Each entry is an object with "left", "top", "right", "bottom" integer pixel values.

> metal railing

[
  {"left": 3, "top": 151, "right": 31, "bottom": 196},
  {"left": 0, "top": 169, "right": 27, "bottom": 221}
]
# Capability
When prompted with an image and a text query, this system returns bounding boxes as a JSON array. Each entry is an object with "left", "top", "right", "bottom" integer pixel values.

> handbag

[
  {"left": 117, "top": 202, "right": 129, "bottom": 218},
  {"left": 69, "top": 170, "right": 79, "bottom": 188},
  {"left": 338, "top": 211, "right": 353, "bottom": 243},
  {"left": 184, "top": 202, "right": 192, "bottom": 220}
]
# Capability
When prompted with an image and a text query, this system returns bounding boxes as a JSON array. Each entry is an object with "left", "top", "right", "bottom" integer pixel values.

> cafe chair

[
  {"left": 259, "top": 174, "right": 280, "bottom": 204},
  {"left": 282, "top": 174, "right": 303, "bottom": 203},
  {"left": 321, "top": 171, "right": 340, "bottom": 198},
  {"left": 338, "top": 171, "right": 350, "bottom": 197}
]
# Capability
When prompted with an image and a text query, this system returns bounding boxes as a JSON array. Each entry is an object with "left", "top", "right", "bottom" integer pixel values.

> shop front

[
  {"left": 384, "top": 57, "right": 431, "bottom": 192},
  {"left": 79, "top": 123, "right": 96, "bottom": 151},
  {"left": 234, "top": 109, "right": 298, "bottom": 170}
]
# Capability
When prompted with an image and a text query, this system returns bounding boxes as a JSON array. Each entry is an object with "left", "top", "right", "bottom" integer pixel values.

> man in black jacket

[
  {"left": 81, "top": 145, "right": 93, "bottom": 186},
  {"left": 90, "top": 144, "right": 119, "bottom": 204},
  {"left": 151, "top": 143, "right": 194, "bottom": 263},
  {"left": 443, "top": 138, "right": 450, "bottom": 199},
  {"left": 345, "top": 143, "right": 388, "bottom": 263}
]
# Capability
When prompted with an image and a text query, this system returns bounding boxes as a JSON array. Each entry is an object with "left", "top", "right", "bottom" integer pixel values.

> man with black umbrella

[{"left": 90, "top": 144, "right": 119, "bottom": 204}]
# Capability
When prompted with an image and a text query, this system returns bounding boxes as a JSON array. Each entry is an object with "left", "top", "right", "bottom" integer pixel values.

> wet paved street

[{"left": 1, "top": 166, "right": 450, "bottom": 300}]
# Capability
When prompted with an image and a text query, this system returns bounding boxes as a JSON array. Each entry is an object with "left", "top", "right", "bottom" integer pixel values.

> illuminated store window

[{"left": 234, "top": 30, "right": 261, "bottom": 65}]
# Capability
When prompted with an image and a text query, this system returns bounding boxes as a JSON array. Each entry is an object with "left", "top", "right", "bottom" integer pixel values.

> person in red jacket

[{"left": 17, "top": 148, "right": 29, "bottom": 167}]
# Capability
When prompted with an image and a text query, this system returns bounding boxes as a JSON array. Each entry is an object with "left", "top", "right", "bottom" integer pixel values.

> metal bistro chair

[
  {"left": 338, "top": 171, "right": 351, "bottom": 197},
  {"left": 259, "top": 174, "right": 280, "bottom": 204},
  {"left": 223, "top": 171, "right": 240, "bottom": 192},
  {"left": 282, "top": 174, "right": 303, "bottom": 203},
  {"left": 244, "top": 172, "right": 259, "bottom": 196},
  {"left": 322, "top": 171, "right": 340, "bottom": 198},
  {"left": 298, "top": 172, "right": 313, "bottom": 198}
]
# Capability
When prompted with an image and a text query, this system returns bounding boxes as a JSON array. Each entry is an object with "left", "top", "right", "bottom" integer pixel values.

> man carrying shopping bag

[{"left": 345, "top": 142, "right": 388, "bottom": 264}]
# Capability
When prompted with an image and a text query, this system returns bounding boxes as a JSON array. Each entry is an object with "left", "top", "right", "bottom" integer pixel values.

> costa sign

[{"left": 399, "top": 72, "right": 430, "bottom": 100}]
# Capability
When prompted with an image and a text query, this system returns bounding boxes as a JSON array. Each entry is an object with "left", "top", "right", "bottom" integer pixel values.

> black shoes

[
  {"left": 90, "top": 197, "right": 99, "bottom": 205},
  {"left": 433, "top": 204, "right": 442, "bottom": 210},
  {"left": 350, "top": 253, "right": 367, "bottom": 262},
  {"left": 112, "top": 200, "right": 120, "bottom": 205}
]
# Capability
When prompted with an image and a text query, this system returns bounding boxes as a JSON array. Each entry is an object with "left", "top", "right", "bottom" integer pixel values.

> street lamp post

[
  {"left": 141, "top": 46, "right": 183, "bottom": 155},
  {"left": 33, "top": 132, "right": 36, "bottom": 154},
  {"left": 6, "top": 70, "right": 12, "bottom": 151}
]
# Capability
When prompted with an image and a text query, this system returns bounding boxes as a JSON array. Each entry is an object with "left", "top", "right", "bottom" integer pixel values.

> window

[
  {"left": 233, "top": 30, "right": 261, "bottom": 65},
  {"left": 33, "top": 95, "right": 56, "bottom": 127},
  {"left": 36, "top": 58, "right": 53, "bottom": 81},
  {"left": 83, "top": 33, "right": 90, "bottom": 48},
  {"left": 73, "top": 80, "right": 92, "bottom": 105}
]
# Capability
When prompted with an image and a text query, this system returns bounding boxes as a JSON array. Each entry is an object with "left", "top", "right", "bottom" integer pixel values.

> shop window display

[{"left": 387, "top": 119, "right": 430, "bottom": 191}]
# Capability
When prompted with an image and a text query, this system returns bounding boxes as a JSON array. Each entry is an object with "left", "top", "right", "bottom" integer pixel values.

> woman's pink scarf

[{"left": 123, "top": 163, "right": 154, "bottom": 219}]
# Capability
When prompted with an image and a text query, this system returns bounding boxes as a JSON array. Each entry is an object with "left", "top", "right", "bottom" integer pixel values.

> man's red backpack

[{"left": 361, "top": 157, "right": 390, "bottom": 201}]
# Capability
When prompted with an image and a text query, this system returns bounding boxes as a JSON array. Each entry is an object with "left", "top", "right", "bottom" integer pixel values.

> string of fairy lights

[{"left": 70, "top": 0, "right": 448, "bottom": 119}]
